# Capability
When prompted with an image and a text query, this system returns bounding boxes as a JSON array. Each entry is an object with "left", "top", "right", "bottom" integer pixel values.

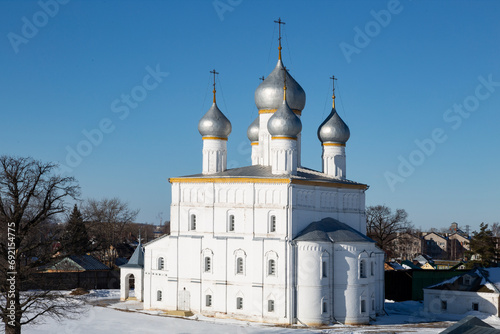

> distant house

[
  {"left": 389, "top": 232, "right": 422, "bottom": 260},
  {"left": 34, "top": 255, "right": 117, "bottom": 290},
  {"left": 448, "top": 232, "right": 470, "bottom": 261},
  {"left": 423, "top": 232, "right": 448, "bottom": 259},
  {"left": 44, "top": 255, "right": 110, "bottom": 272},
  {"left": 385, "top": 262, "right": 405, "bottom": 271},
  {"left": 424, "top": 267, "right": 500, "bottom": 316}
]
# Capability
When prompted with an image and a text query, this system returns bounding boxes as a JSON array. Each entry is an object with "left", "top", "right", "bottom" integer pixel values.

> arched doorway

[{"left": 124, "top": 273, "right": 135, "bottom": 299}]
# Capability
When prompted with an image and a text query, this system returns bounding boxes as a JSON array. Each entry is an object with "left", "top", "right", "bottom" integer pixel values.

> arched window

[
  {"left": 236, "top": 297, "right": 243, "bottom": 310},
  {"left": 361, "top": 299, "right": 366, "bottom": 313},
  {"left": 320, "top": 251, "right": 330, "bottom": 279},
  {"left": 204, "top": 256, "right": 211, "bottom": 272},
  {"left": 268, "top": 299, "right": 275, "bottom": 312},
  {"left": 158, "top": 257, "right": 164, "bottom": 270},
  {"left": 370, "top": 261, "right": 374, "bottom": 276},
  {"left": 268, "top": 259, "right": 276, "bottom": 276},
  {"left": 321, "top": 298, "right": 328, "bottom": 313},
  {"left": 360, "top": 259, "right": 367, "bottom": 278},
  {"left": 269, "top": 215, "right": 276, "bottom": 233},
  {"left": 157, "top": 290, "right": 162, "bottom": 301},
  {"left": 206, "top": 294, "right": 212, "bottom": 307},
  {"left": 236, "top": 257, "right": 244, "bottom": 274},
  {"left": 190, "top": 214, "right": 196, "bottom": 230},
  {"left": 228, "top": 214, "right": 235, "bottom": 232}
]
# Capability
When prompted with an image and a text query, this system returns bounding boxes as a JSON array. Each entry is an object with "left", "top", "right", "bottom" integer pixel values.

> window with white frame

[
  {"left": 268, "top": 299, "right": 274, "bottom": 312},
  {"left": 206, "top": 294, "right": 212, "bottom": 307},
  {"left": 236, "top": 257, "right": 244, "bottom": 274},
  {"left": 371, "top": 299, "right": 375, "bottom": 311},
  {"left": 361, "top": 299, "right": 366, "bottom": 313},
  {"left": 204, "top": 256, "right": 211, "bottom": 272},
  {"left": 157, "top": 290, "right": 162, "bottom": 301},
  {"left": 158, "top": 257, "right": 164, "bottom": 270},
  {"left": 322, "top": 299, "right": 327, "bottom": 313},
  {"left": 228, "top": 214, "right": 235, "bottom": 232},
  {"left": 268, "top": 259, "right": 276, "bottom": 276},
  {"left": 370, "top": 261, "right": 374, "bottom": 276},
  {"left": 236, "top": 297, "right": 243, "bottom": 310},
  {"left": 269, "top": 215, "right": 276, "bottom": 233},
  {"left": 190, "top": 214, "right": 196, "bottom": 230},
  {"left": 322, "top": 261, "right": 327, "bottom": 278}
]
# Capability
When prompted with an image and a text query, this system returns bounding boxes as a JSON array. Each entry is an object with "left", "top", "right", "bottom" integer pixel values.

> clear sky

[{"left": 2, "top": 0, "right": 499, "bottom": 233}]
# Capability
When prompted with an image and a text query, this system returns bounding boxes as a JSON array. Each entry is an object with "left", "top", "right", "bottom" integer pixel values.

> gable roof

[
  {"left": 44, "top": 255, "right": 110, "bottom": 272},
  {"left": 424, "top": 232, "right": 447, "bottom": 240},
  {"left": 294, "top": 217, "right": 374, "bottom": 243},
  {"left": 440, "top": 315, "right": 499, "bottom": 334},
  {"left": 427, "top": 267, "right": 500, "bottom": 293},
  {"left": 120, "top": 240, "right": 144, "bottom": 269}
]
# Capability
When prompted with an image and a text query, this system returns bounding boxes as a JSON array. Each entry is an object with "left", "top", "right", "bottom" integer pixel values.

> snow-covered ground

[{"left": 5, "top": 290, "right": 500, "bottom": 334}]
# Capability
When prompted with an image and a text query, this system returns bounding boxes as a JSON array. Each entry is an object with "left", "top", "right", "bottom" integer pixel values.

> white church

[{"left": 120, "top": 23, "right": 384, "bottom": 326}]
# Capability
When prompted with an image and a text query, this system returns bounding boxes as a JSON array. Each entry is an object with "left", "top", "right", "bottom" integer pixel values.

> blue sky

[{"left": 2, "top": 0, "right": 499, "bottom": 232}]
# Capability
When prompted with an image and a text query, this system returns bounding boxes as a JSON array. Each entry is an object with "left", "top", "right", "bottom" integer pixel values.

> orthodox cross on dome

[
  {"left": 138, "top": 229, "right": 143, "bottom": 245},
  {"left": 259, "top": 76, "right": 265, "bottom": 81},
  {"left": 210, "top": 69, "right": 219, "bottom": 103},
  {"left": 274, "top": 17, "right": 286, "bottom": 60},
  {"left": 330, "top": 75, "right": 337, "bottom": 108}
]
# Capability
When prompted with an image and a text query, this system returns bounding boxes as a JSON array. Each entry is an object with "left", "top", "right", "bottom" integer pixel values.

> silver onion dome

[
  {"left": 255, "top": 59, "right": 306, "bottom": 112},
  {"left": 247, "top": 116, "right": 259, "bottom": 142},
  {"left": 268, "top": 98, "right": 302, "bottom": 138},
  {"left": 198, "top": 102, "right": 232, "bottom": 138},
  {"left": 317, "top": 108, "right": 350, "bottom": 144}
]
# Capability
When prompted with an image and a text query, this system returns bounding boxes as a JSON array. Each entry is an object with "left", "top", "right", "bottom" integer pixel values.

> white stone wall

[
  {"left": 291, "top": 185, "right": 366, "bottom": 237},
  {"left": 424, "top": 289, "right": 499, "bottom": 316},
  {"left": 141, "top": 180, "right": 377, "bottom": 325}
]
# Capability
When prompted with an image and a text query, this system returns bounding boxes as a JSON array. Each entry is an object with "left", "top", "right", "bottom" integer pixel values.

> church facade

[{"left": 120, "top": 27, "right": 384, "bottom": 326}]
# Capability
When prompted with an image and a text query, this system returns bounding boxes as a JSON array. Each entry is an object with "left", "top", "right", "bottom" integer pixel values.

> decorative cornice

[
  {"left": 323, "top": 143, "right": 345, "bottom": 147},
  {"left": 203, "top": 136, "right": 228, "bottom": 141}
]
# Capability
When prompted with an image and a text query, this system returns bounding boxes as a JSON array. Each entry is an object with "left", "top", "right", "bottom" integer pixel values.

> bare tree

[
  {"left": 366, "top": 205, "right": 412, "bottom": 254},
  {"left": 491, "top": 222, "right": 500, "bottom": 238},
  {"left": 0, "top": 156, "right": 82, "bottom": 334},
  {"left": 82, "top": 197, "right": 139, "bottom": 266}
]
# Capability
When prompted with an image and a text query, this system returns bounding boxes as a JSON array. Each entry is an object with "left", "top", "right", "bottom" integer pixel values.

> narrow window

[
  {"left": 361, "top": 300, "right": 366, "bottom": 313},
  {"left": 268, "top": 300, "right": 274, "bottom": 312},
  {"left": 372, "top": 299, "right": 375, "bottom": 311},
  {"left": 157, "top": 290, "right": 162, "bottom": 301},
  {"left": 441, "top": 300, "right": 447, "bottom": 310},
  {"left": 322, "top": 261, "right": 327, "bottom": 278},
  {"left": 228, "top": 215, "right": 235, "bottom": 232},
  {"left": 236, "top": 257, "right": 244, "bottom": 274},
  {"left": 322, "top": 301, "right": 327, "bottom": 313},
  {"left": 206, "top": 294, "right": 212, "bottom": 307},
  {"left": 270, "top": 215, "right": 276, "bottom": 232},
  {"left": 472, "top": 302, "right": 479, "bottom": 311},
  {"left": 360, "top": 260, "right": 367, "bottom": 278},
  {"left": 204, "top": 257, "right": 211, "bottom": 272},
  {"left": 190, "top": 214, "right": 196, "bottom": 230},
  {"left": 236, "top": 297, "right": 243, "bottom": 310},
  {"left": 158, "top": 257, "right": 164, "bottom": 270},
  {"left": 371, "top": 261, "right": 374, "bottom": 276},
  {"left": 268, "top": 259, "right": 276, "bottom": 276}
]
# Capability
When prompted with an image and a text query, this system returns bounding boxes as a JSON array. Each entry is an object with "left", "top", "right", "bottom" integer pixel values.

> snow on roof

[{"left": 426, "top": 267, "right": 500, "bottom": 292}]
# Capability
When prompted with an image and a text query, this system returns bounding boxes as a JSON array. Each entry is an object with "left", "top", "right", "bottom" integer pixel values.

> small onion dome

[
  {"left": 268, "top": 99, "right": 302, "bottom": 138},
  {"left": 198, "top": 102, "right": 232, "bottom": 138},
  {"left": 317, "top": 108, "right": 350, "bottom": 144},
  {"left": 247, "top": 116, "right": 259, "bottom": 142},
  {"left": 255, "top": 59, "right": 306, "bottom": 112}
]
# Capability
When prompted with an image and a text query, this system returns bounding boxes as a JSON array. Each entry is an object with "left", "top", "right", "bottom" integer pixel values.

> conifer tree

[
  {"left": 63, "top": 204, "right": 91, "bottom": 255},
  {"left": 467, "top": 223, "right": 499, "bottom": 268}
]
